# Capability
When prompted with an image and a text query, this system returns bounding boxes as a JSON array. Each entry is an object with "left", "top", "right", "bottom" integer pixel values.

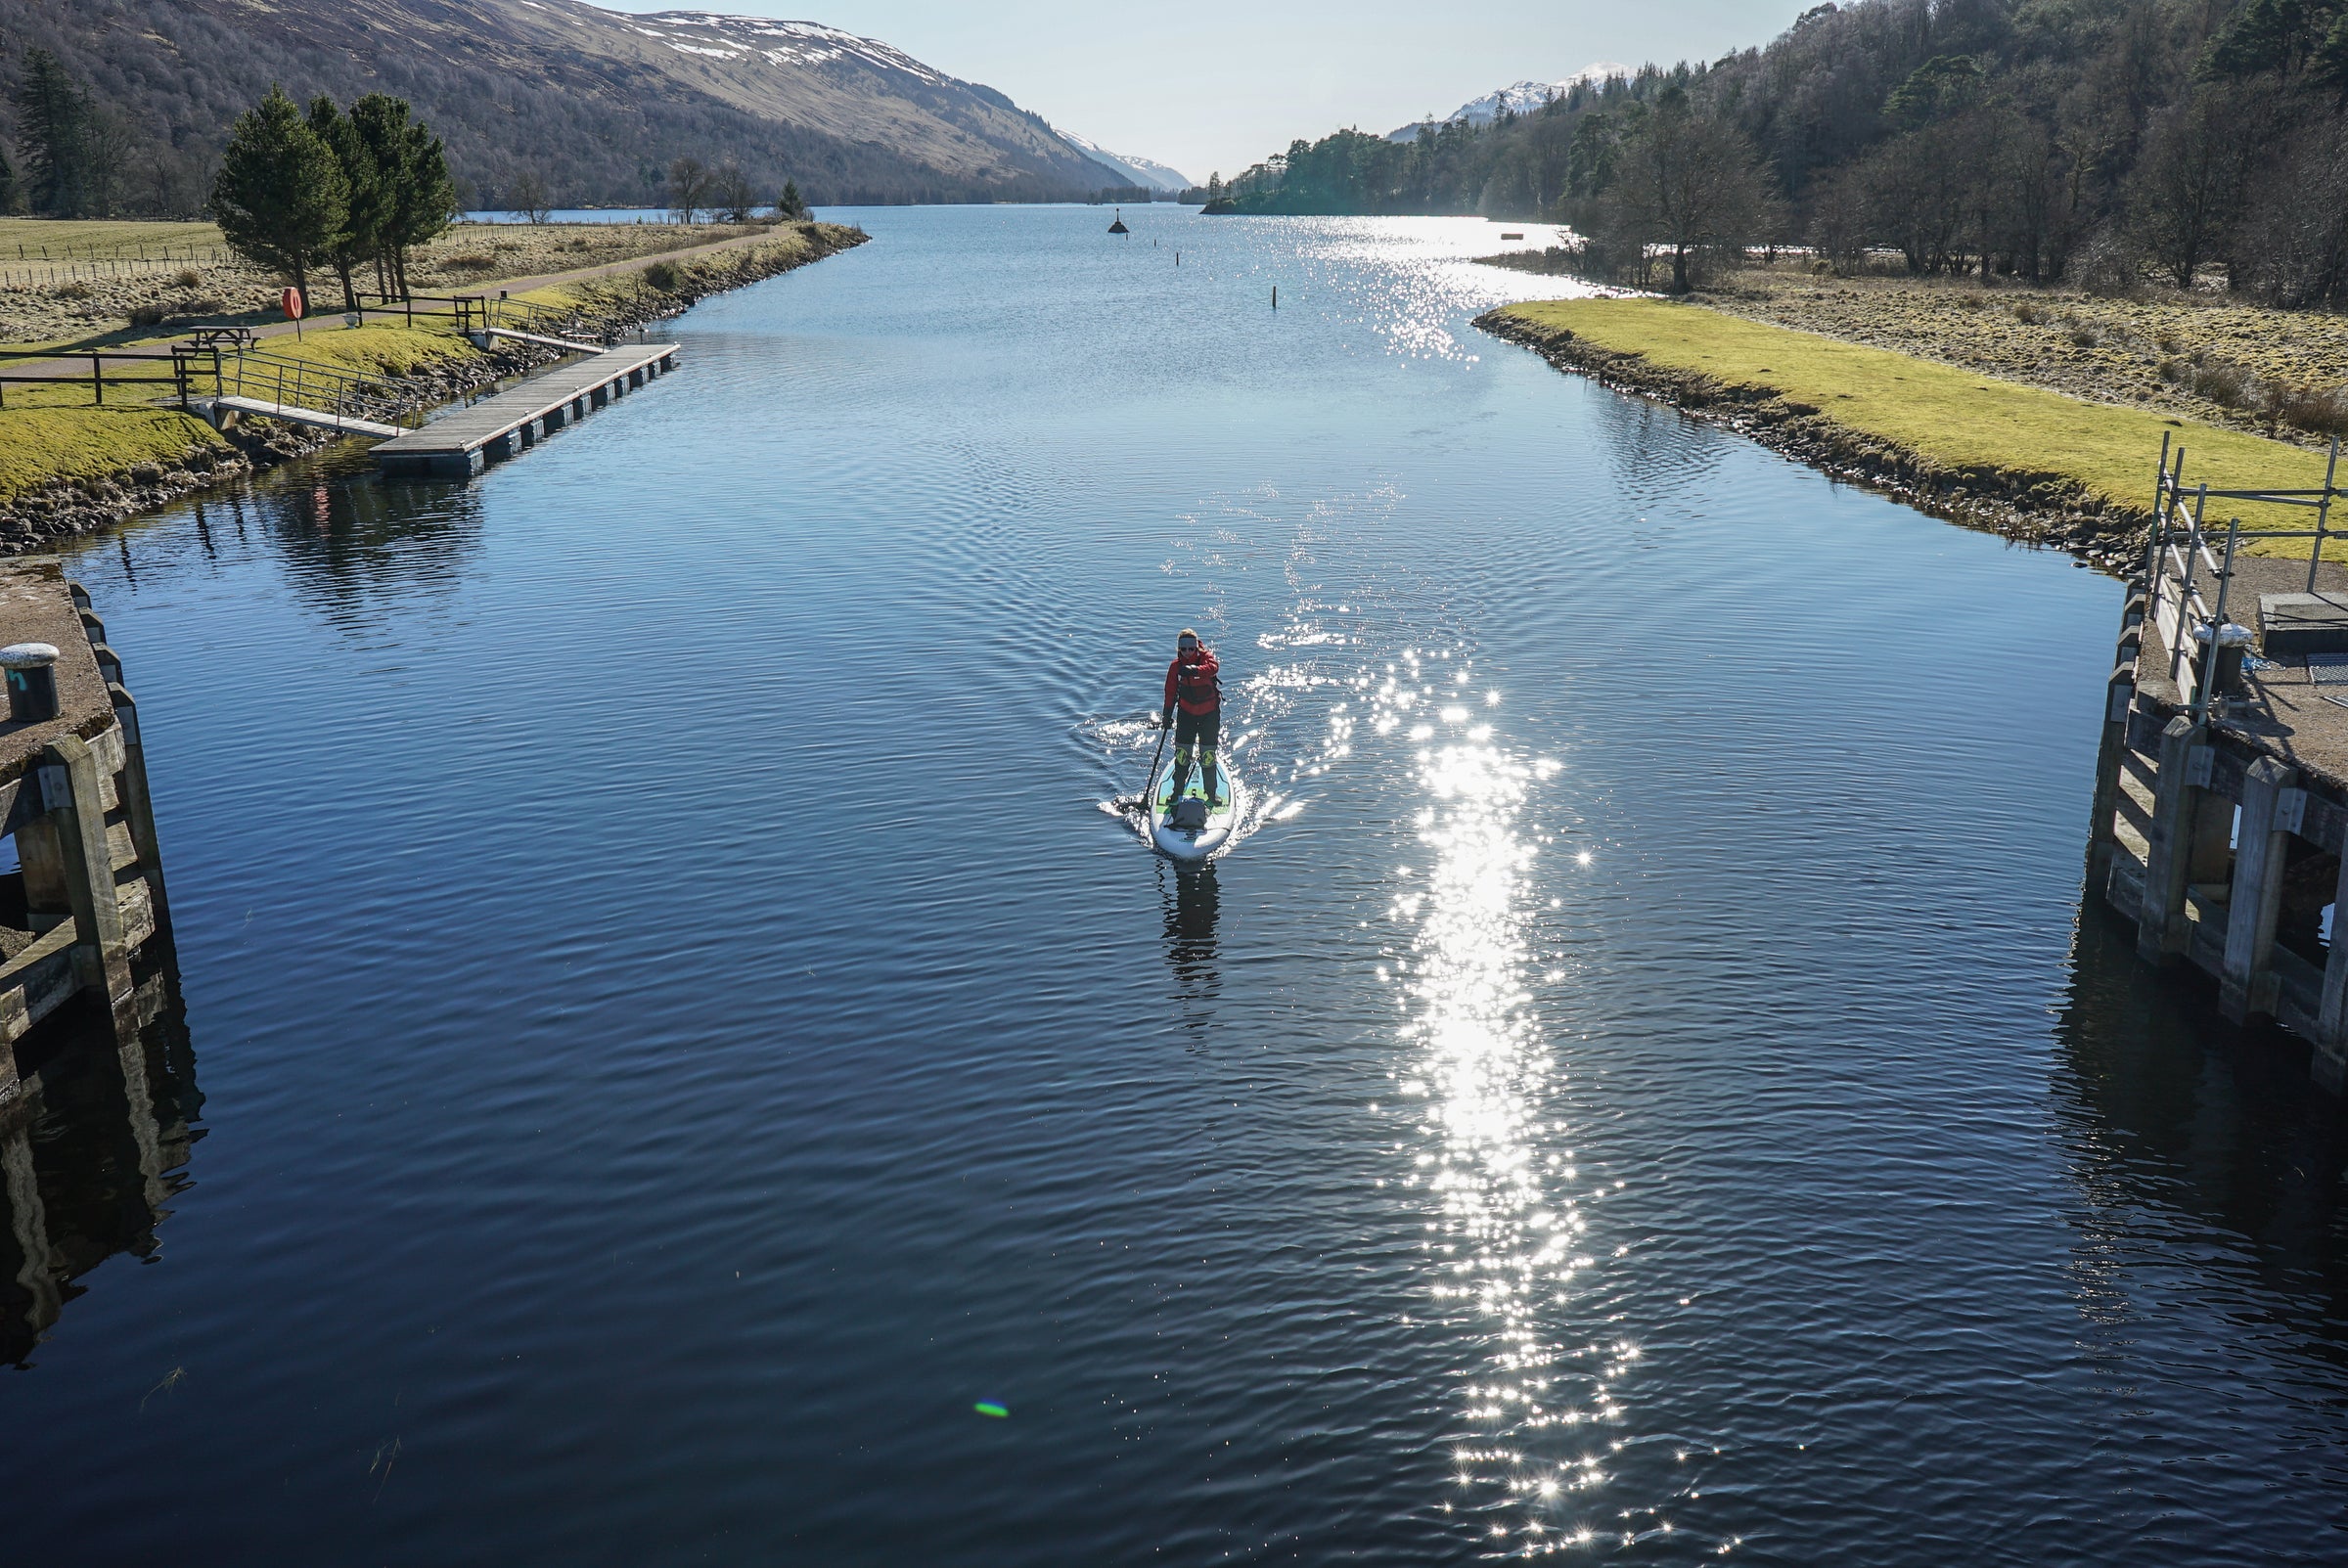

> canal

[{"left": 8, "top": 205, "right": 2346, "bottom": 1563}]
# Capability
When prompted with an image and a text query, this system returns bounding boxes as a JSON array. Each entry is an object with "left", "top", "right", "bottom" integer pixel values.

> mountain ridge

[
  {"left": 1055, "top": 131, "right": 1192, "bottom": 194},
  {"left": 0, "top": 0, "right": 1143, "bottom": 207},
  {"left": 1386, "top": 64, "right": 1629, "bottom": 141}
]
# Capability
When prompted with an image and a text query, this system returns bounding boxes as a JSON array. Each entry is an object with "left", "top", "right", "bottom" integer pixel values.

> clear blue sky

[{"left": 603, "top": 1, "right": 1811, "bottom": 183}]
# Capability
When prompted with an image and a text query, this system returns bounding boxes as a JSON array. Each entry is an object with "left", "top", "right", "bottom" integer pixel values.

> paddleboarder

[{"left": 1161, "top": 628, "right": 1223, "bottom": 807}]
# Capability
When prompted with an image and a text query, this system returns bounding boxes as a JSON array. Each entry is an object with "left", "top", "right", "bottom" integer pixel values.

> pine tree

[
  {"left": 308, "top": 96, "right": 386, "bottom": 313},
  {"left": 14, "top": 48, "right": 90, "bottom": 216},
  {"left": 779, "top": 178, "right": 809, "bottom": 219},
  {"left": 209, "top": 85, "right": 349, "bottom": 304},
  {"left": 0, "top": 144, "right": 17, "bottom": 215},
  {"left": 349, "top": 95, "right": 456, "bottom": 298}
]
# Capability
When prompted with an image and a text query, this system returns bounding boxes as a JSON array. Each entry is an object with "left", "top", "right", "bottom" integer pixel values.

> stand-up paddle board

[{"left": 1149, "top": 759, "right": 1244, "bottom": 861}]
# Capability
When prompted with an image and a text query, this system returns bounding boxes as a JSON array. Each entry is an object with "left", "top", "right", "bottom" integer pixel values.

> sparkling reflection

[{"left": 1370, "top": 647, "right": 1661, "bottom": 1556}]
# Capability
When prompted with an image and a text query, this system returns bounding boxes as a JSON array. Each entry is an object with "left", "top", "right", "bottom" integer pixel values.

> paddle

[{"left": 1118, "top": 711, "right": 1171, "bottom": 817}]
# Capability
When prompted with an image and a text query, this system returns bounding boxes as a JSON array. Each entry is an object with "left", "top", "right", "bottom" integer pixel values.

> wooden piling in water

[
  {"left": 0, "top": 563, "right": 170, "bottom": 1085},
  {"left": 2221, "top": 757, "right": 2298, "bottom": 1021}
]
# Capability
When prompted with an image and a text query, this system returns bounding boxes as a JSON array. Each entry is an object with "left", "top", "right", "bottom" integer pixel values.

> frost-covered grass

[{"left": 1495, "top": 296, "right": 2335, "bottom": 541}]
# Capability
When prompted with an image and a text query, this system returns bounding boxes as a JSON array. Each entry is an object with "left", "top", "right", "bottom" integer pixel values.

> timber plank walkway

[
  {"left": 201, "top": 394, "right": 400, "bottom": 440},
  {"left": 375, "top": 341, "right": 677, "bottom": 478}
]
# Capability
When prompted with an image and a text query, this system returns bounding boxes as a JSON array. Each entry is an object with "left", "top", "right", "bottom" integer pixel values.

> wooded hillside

[
  {"left": 1208, "top": 0, "right": 2348, "bottom": 308},
  {"left": 0, "top": 0, "right": 1122, "bottom": 213}
]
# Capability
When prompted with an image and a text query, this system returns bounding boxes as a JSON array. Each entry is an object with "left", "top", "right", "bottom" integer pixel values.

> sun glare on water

[{"left": 1365, "top": 647, "right": 1690, "bottom": 1557}]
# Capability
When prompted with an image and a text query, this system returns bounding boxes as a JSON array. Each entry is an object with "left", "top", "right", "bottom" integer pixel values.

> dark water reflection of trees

[{"left": 93, "top": 449, "right": 490, "bottom": 633}]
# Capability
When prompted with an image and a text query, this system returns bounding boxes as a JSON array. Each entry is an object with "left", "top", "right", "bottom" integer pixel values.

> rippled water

[{"left": 6, "top": 206, "right": 2346, "bottom": 1562}]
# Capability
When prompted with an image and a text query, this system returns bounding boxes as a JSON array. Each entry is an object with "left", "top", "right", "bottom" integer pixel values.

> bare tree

[
  {"left": 1603, "top": 89, "right": 1776, "bottom": 291},
  {"left": 666, "top": 156, "right": 713, "bottom": 224},
  {"left": 2129, "top": 83, "right": 2259, "bottom": 290},
  {"left": 1804, "top": 167, "right": 1870, "bottom": 275},
  {"left": 509, "top": 166, "right": 552, "bottom": 223},
  {"left": 711, "top": 161, "right": 757, "bottom": 223}
]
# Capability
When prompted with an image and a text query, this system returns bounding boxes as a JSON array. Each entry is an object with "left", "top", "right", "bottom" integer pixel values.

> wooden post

[
  {"left": 108, "top": 683, "right": 169, "bottom": 932},
  {"left": 2087, "top": 663, "right": 2138, "bottom": 886},
  {"left": 2315, "top": 849, "right": 2348, "bottom": 1092},
  {"left": 37, "top": 736, "right": 133, "bottom": 1008},
  {"left": 2221, "top": 757, "right": 2297, "bottom": 1020},
  {"left": 2138, "top": 717, "right": 2211, "bottom": 962}
]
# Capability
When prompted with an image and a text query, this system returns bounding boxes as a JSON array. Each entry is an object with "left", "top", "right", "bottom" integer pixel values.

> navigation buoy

[{"left": 1108, "top": 207, "right": 1129, "bottom": 236}]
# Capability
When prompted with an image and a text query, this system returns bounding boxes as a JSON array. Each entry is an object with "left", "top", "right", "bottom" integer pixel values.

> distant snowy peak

[
  {"left": 1387, "top": 64, "right": 1630, "bottom": 140},
  {"left": 1058, "top": 130, "right": 1194, "bottom": 193}
]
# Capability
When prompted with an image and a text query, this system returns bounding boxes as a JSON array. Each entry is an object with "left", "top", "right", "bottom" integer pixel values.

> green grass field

[
  {"left": 0, "top": 217, "right": 227, "bottom": 257},
  {"left": 1495, "top": 297, "right": 2335, "bottom": 548}
]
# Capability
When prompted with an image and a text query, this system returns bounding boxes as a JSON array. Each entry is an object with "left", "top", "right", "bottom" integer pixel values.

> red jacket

[{"left": 1164, "top": 649, "right": 1220, "bottom": 716}]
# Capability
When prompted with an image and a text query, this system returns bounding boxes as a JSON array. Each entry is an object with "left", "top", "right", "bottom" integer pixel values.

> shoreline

[
  {"left": 1475, "top": 307, "right": 2133, "bottom": 569},
  {"left": 1474, "top": 302, "right": 2331, "bottom": 575},
  {"left": 0, "top": 223, "right": 867, "bottom": 549}
]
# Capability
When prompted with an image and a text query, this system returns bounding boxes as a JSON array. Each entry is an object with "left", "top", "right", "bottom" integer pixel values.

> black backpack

[{"left": 1168, "top": 796, "right": 1209, "bottom": 831}]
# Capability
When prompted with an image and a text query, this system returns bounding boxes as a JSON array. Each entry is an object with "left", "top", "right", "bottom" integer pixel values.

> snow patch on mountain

[
  {"left": 1057, "top": 130, "right": 1194, "bottom": 193},
  {"left": 1387, "top": 64, "right": 1629, "bottom": 140},
  {"left": 634, "top": 12, "right": 953, "bottom": 85}
]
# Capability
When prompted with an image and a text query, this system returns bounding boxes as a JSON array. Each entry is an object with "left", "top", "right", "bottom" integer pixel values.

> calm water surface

[{"left": 5, "top": 206, "right": 2345, "bottom": 1563}]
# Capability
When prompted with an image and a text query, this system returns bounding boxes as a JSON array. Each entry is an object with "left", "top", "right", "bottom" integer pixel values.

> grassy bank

[
  {"left": 510, "top": 221, "right": 865, "bottom": 319},
  {"left": 0, "top": 406, "right": 229, "bottom": 507},
  {"left": 1485, "top": 296, "right": 2335, "bottom": 551},
  {"left": 1703, "top": 264, "right": 2348, "bottom": 449},
  {"left": 0, "top": 322, "right": 484, "bottom": 507},
  {"left": 0, "top": 221, "right": 867, "bottom": 528}
]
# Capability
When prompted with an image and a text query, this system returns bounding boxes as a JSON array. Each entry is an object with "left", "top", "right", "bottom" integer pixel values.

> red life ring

[{"left": 281, "top": 286, "right": 305, "bottom": 320}]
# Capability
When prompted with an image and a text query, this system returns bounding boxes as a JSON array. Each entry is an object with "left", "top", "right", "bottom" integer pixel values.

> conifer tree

[
  {"left": 308, "top": 95, "right": 386, "bottom": 313},
  {"left": 14, "top": 48, "right": 90, "bottom": 216},
  {"left": 349, "top": 95, "right": 457, "bottom": 298},
  {"left": 209, "top": 85, "right": 349, "bottom": 304},
  {"left": 779, "top": 179, "right": 809, "bottom": 219}
]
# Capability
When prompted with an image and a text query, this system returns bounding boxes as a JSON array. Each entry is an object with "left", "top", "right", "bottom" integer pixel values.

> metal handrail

[{"left": 2145, "top": 436, "right": 2348, "bottom": 720}]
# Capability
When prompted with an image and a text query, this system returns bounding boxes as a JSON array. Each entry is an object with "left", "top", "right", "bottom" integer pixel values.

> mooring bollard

[
  {"left": 2194, "top": 621, "right": 2255, "bottom": 700},
  {"left": 0, "top": 642, "right": 60, "bottom": 723}
]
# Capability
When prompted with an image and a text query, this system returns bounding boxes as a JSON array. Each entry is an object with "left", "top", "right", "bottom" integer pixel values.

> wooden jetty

[
  {"left": 375, "top": 341, "right": 678, "bottom": 478},
  {"left": 0, "top": 563, "right": 170, "bottom": 1097},
  {"left": 2089, "top": 438, "right": 2348, "bottom": 1090}
]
